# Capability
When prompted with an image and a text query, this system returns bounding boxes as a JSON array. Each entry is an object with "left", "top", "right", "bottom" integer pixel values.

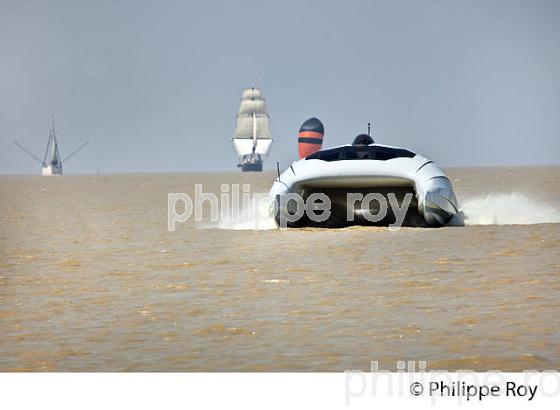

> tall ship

[
  {"left": 233, "top": 86, "right": 272, "bottom": 172},
  {"left": 14, "top": 116, "right": 91, "bottom": 175}
]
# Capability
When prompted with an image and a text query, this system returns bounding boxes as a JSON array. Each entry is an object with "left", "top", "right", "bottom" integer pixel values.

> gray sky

[{"left": 1, "top": 0, "right": 559, "bottom": 174}]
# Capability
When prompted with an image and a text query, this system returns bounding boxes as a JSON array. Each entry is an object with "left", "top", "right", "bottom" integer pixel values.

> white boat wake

[
  {"left": 204, "top": 192, "right": 560, "bottom": 230},
  {"left": 453, "top": 193, "right": 560, "bottom": 226},
  {"left": 201, "top": 196, "right": 276, "bottom": 231}
]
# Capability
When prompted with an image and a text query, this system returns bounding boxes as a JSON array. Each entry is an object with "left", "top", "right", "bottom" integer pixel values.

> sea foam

[
  {"left": 207, "top": 192, "right": 560, "bottom": 230},
  {"left": 453, "top": 193, "right": 560, "bottom": 226},
  {"left": 203, "top": 196, "right": 276, "bottom": 231}
]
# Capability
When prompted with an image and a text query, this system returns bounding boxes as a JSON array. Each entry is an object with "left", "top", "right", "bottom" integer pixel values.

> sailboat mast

[
  {"left": 51, "top": 117, "right": 56, "bottom": 163},
  {"left": 51, "top": 118, "right": 57, "bottom": 165},
  {"left": 252, "top": 111, "right": 257, "bottom": 155},
  {"left": 43, "top": 128, "right": 52, "bottom": 165},
  {"left": 251, "top": 86, "right": 258, "bottom": 157},
  {"left": 46, "top": 115, "right": 62, "bottom": 168}
]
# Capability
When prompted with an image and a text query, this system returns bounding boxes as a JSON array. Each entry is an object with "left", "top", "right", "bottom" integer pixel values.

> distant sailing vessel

[
  {"left": 233, "top": 87, "right": 273, "bottom": 172},
  {"left": 14, "top": 117, "right": 92, "bottom": 176}
]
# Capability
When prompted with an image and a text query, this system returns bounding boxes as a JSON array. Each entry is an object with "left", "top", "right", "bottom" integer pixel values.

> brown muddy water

[{"left": 0, "top": 167, "right": 559, "bottom": 371}]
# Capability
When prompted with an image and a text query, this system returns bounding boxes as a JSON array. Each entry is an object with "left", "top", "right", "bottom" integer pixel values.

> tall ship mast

[
  {"left": 233, "top": 86, "right": 272, "bottom": 172},
  {"left": 14, "top": 116, "right": 92, "bottom": 175}
]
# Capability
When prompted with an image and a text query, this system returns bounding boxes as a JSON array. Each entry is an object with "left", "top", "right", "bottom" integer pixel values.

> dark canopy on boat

[{"left": 305, "top": 145, "right": 416, "bottom": 162}]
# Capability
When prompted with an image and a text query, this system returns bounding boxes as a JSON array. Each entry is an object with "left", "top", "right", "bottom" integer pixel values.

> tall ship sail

[{"left": 233, "top": 87, "right": 272, "bottom": 172}]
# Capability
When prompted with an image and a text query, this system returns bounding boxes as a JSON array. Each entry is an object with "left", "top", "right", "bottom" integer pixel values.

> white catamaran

[
  {"left": 233, "top": 87, "right": 272, "bottom": 172},
  {"left": 14, "top": 117, "right": 92, "bottom": 175}
]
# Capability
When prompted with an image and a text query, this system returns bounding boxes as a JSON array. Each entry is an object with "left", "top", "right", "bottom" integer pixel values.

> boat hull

[
  {"left": 42, "top": 165, "right": 62, "bottom": 176},
  {"left": 241, "top": 161, "right": 263, "bottom": 172}
]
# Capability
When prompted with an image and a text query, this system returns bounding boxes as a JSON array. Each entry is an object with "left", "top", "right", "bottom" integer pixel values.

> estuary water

[{"left": 0, "top": 167, "right": 559, "bottom": 371}]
